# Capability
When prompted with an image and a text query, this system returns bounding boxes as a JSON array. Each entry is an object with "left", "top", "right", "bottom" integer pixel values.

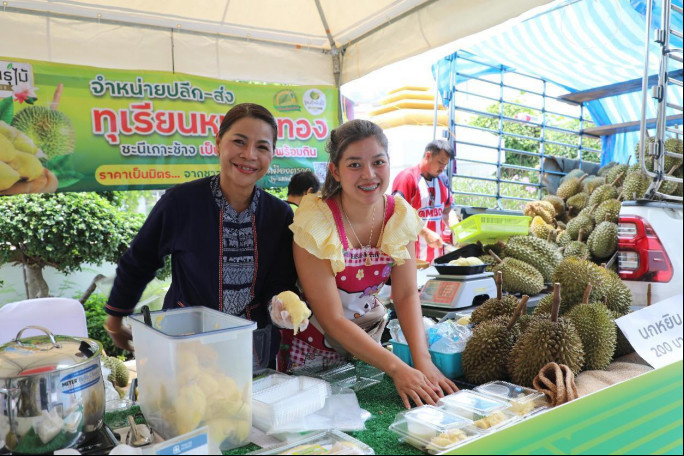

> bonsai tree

[{"left": 0, "top": 192, "right": 144, "bottom": 298}]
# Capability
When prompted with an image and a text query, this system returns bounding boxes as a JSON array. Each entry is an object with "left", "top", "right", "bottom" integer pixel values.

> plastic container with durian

[
  {"left": 438, "top": 390, "right": 520, "bottom": 433},
  {"left": 388, "top": 405, "right": 482, "bottom": 454},
  {"left": 248, "top": 429, "right": 374, "bottom": 455},
  {"left": 252, "top": 373, "right": 331, "bottom": 433},
  {"left": 474, "top": 380, "right": 549, "bottom": 416}
]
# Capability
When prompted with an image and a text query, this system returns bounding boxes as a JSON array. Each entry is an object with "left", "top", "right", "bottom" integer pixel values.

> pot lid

[{"left": 0, "top": 326, "right": 101, "bottom": 378}]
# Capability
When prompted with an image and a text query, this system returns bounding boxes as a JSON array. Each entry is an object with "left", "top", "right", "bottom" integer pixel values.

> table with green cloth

[{"left": 104, "top": 376, "right": 473, "bottom": 455}]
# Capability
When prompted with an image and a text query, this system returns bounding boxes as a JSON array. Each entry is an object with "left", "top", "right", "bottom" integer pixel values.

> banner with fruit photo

[{"left": 0, "top": 57, "right": 338, "bottom": 195}]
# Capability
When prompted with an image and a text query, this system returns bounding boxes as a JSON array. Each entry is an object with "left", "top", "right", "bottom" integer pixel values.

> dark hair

[
  {"left": 424, "top": 139, "right": 454, "bottom": 159},
  {"left": 288, "top": 171, "right": 321, "bottom": 196},
  {"left": 217, "top": 103, "right": 278, "bottom": 149},
  {"left": 321, "top": 120, "right": 388, "bottom": 199}
]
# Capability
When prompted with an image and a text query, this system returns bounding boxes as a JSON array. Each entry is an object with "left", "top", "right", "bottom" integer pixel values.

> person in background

[
  {"left": 392, "top": 140, "right": 454, "bottom": 262},
  {"left": 286, "top": 170, "right": 321, "bottom": 212},
  {"left": 273, "top": 120, "right": 457, "bottom": 408},
  {"left": 104, "top": 103, "right": 297, "bottom": 366}
]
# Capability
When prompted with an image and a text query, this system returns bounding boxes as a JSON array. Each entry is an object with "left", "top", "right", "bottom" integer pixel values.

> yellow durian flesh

[{"left": 277, "top": 291, "right": 311, "bottom": 335}]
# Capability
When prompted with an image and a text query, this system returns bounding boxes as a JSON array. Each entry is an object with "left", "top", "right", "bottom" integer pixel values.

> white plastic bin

[{"left": 129, "top": 307, "right": 255, "bottom": 451}]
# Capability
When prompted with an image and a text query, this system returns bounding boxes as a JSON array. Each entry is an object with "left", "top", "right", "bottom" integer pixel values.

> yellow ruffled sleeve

[
  {"left": 380, "top": 195, "right": 424, "bottom": 265},
  {"left": 290, "top": 194, "right": 346, "bottom": 274}
]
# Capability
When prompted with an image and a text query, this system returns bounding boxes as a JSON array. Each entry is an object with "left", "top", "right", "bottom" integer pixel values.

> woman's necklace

[{"left": 341, "top": 200, "right": 376, "bottom": 266}]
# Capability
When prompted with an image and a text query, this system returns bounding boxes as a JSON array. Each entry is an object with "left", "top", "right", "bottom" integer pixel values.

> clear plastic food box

[
  {"left": 317, "top": 363, "right": 385, "bottom": 391},
  {"left": 389, "top": 406, "right": 481, "bottom": 454},
  {"left": 129, "top": 307, "right": 255, "bottom": 451},
  {"left": 252, "top": 373, "right": 331, "bottom": 433},
  {"left": 438, "top": 390, "right": 519, "bottom": 432},
  {"left": 474, "top": 380, "right": 549, "bottom": 416},
  {"left": 249, "top": 429, "right": 374, "bottom": 455}
]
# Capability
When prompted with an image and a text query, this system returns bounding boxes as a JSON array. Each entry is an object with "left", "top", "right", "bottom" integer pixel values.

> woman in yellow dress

[{"left": 275, "top": 119, "right": 457, "bottom": 408}]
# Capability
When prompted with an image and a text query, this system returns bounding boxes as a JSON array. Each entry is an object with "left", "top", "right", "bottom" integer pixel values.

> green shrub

[{"left": 83, "top": 292, "right": 132, "bottom": 359}]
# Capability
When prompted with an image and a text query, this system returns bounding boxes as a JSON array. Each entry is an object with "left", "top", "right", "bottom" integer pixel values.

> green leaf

[{"left": 0, "top": 97, "right": 14, "bottom": 124}]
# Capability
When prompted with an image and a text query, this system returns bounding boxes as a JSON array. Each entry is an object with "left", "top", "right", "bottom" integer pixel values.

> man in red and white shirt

[{"left": 392, "top": 140, "right": 454, "bottom": 263}]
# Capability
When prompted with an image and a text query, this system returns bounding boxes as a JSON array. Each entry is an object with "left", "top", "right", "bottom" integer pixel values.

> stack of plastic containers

[
  {"left": 129, "top": 307, "right": 255, "bottom": 451},
  {"left": 438, "top": 390, "right": 519, "bottom": 432},
  {"left": 389, "top": 405, "right": 482, "bottom": 453},
  {"left": 252, "top": 372, "right": 331, "bottom": 434},
  {"left": 474, "top": 380, "right": 549, "bottom": 417}
]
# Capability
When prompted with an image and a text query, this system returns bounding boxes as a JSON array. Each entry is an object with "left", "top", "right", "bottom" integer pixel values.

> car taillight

[{"left": 617, "top": 215, "right": 673, "bottom": 282}]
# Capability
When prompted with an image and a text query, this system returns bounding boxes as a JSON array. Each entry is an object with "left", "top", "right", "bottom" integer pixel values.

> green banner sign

[{"left": 0, "top": 57, "right": 339, "bottom": 194}]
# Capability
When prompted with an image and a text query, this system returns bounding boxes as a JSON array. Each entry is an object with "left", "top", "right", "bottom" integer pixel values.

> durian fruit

[
  {"left": 530, "top": 216, "right": 553, "bottom": 239},
  {"left": 12, "top": 106, "right": 76, "bottom": 159},
  {"left": 552, "top": 257, "right": 610, "bottom": 313},
  {"left": 562, "top": 229, "right": 589, "bottom": 259},
  {"left": 610, "top": 310, "right": 635, "bottom": 359},
  {"left": 508, "top": 284, "right": 584, "bottom": 387},
  {"left": 470, "top": 271, "right": 519, "bottom": 325},
  {"left": 587, "top": 221, "right": 618, "bottom": 259},
  {"left": 560, "top": 169, "right": 587, "bottom": 183},
  {"left": 599, "top": 268, "right": 632, "bottom": 315},
  {"left": 480, "top": 242, "right": 505, "bottom": 258},
  {"left": 663, "top": 137, "right": 683, "bottom": 170},
  {"left": 556, "top": 174, "right": 587, "bottom": 200},
  {"left": 583, "top": 175, "right": 605, "bottom": 195},
  {"left": 565, "top": 285, "right": 617, "bottom": 370},
  {"left": 565, "top": 213, "right": 594, "bottom": 240},
  {"left": 103, "top": 355, "right": 130, "bottom": 388},
  {"left": 556, "top": 230, "right": 572, "bottom": 248},
  {"left": 587, "top": 172, "right": 622, "bottom": 208},
  {"left": 593, "top": 199, "right": 621, "bottom": 224},
  {"left": 542, "top": 195, "right": 565, "bottom": 217},
  {"left": 532, "top": 294, "right": 553, "bottom": 317},
  {"left": 656, "top": 165, "right": 681, "bottom": 195},
  {"left": 502, "top": 236, "right": 562, "bottom": 283},
  {"left": 479, "top": 254, "right": 498, "bottom": 272},
  {"left": 621, "top": 164, "right": 651, "bottom": 201},
  {"left": 605, "top": 163, "right": 629, "bottom": 187},
  {"left": 489, "top": 251, "right": 545, "bottom": 296},
  {"left": 597, "top": 162, "right": 618, "bottom": 176},
  {"left": 462, "top": 296, "right": 528, "bottom": 384},
  {"left": 524, "top": 201, "right": 556, "bottom": 224},
  {"left": 276, "top": 291, "right": 311, "bottom": 335},
  {"left": 566, "top": 192, "right": 589, "bottom": 215},
  {"left": 556, "top": 220, "right": 567, "bottom": 230}
]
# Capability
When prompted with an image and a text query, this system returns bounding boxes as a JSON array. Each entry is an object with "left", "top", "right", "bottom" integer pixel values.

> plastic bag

[{"left": 427, "top": 320, "right": 472, "bottom": 354}]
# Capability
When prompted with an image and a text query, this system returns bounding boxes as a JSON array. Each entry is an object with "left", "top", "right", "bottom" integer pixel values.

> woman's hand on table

[
  {"left": 389, "top": 362, "right": 442, "bottom": 409},
  {"left": 415, "top": 360, "right": 459, "bottom": 397},
  {"left": 104, "top": 315, "right": 134, "bottom": 352}
]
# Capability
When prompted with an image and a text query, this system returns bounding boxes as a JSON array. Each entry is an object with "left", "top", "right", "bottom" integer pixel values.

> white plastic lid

[
  {"left": 438, "top": 390, "right": 510, "bottom": 414},
  {"left": 475, "top": 380, "right": 544, "bottom": 402}
]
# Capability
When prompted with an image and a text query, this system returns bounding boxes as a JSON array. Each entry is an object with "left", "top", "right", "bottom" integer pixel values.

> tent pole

[{"left": 314, "top": 0, "right": 343, "bottom": 125}]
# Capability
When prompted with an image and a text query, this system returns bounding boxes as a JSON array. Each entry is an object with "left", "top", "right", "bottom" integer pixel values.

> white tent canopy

[{"left": 1, "top": 0, "right": 551, "bottom": 86}]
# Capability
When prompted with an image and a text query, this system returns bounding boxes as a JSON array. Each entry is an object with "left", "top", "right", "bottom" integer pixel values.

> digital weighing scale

[{"left": 419, "top": 271, "right": 497, "bottom": 310}]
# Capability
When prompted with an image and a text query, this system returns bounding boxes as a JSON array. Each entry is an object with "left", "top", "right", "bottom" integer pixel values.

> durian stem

[
  {"left": 51, "top": 83, "right": 63, "bottom": 110},
  {"left": 495, "top": 270, "right": 503, "bottom": 301},
  {"left": 582, "top": 284, "right": 593, "bottom": 304},
  {"left": 610, "top": 172, "right": 625, "bottom": 187},
  {"left": 578, "top": 229, "right": 584, "bottom": 243},
  {"left": 507, "top": 295, "right": 529, "bottom": 331},
  {"left": 578, "top": 174, "right": 588, "bottom": 184},
  {"left": 489, "top": 250, "right": 503, "bottom": 264},
  {"left": 647, "top": 283, "right": 652, "bottom": 307},
  {"left": 551, "top": 283, "right": 561, "bottom": 322}
]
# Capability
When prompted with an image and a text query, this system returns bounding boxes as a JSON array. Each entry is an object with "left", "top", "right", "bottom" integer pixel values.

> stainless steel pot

[{"left": 0, "top": 326, "right": 105, "bottom": 453}]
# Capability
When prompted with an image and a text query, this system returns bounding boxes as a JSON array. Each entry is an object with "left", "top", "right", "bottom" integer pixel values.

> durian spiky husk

[
  {"left": 605, "top": 163, "right": 629, "bottom": 187},
  {"left": 542, "top": 195, "right": 565, "bottom": 217},
  {"left": 532, "top": 294, "right": 553, "bottom": 316},
  {"left": 493, "top": 258, "right": 545, "bottom": 296},
  {"left": 503, "top": 236, "right": 562, "bottom": 283},
  {"left": 600, "top": 268, "right": 632, "bottom": 315},
  {"left": 587, "top": 221, "right": 618, "bottom": 260},
  {"left": 566, "top": 303, "right": 617, "bottom": 370},
  {"left": 588, "top": 183, "right": 619, "bottom": 208},
  {"left": 470, "top": 295, "right": 519, "bottom": 326},
  {"left": 462, "top": 315, "right": 520, "bottom": 384},
  {"left": 583, "top": 176, "right": 605, "bottom": 195},
  {"left": 556, "top": 175, "right": 587, "bottom": 200},
  {"left": 556, "top": 230, "right": 572, "bottom": 247},
  {"left": 563, "top": 240, "right": 590, "bottom": 259},
  {"left": 593, "top": 199, "right": 621, "bottom": 224},
  {"left": 621, "top": 164, "right": 651, "bottom": 201},
  {"left": 566, "top": 214, "right": 594, "bottom": 240},
  {"left": 530, "top": 216, "right": 553, "bottom": 239},
  {"left": 508, "top": 316, "right": 584, "bottom": 387},
  {"left": 609, "top": 310, "right": 635, "bottom": 359},
  {"left": 566, "top": 192, "right": 589, "bottom": 214},
  {"left": 552, "top": 258, "right": 610, "bottom": 313}
]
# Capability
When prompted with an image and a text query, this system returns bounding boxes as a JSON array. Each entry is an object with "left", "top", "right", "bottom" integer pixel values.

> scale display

[{"left": 419, "top": 273, "right": 497, "bottom": 309}]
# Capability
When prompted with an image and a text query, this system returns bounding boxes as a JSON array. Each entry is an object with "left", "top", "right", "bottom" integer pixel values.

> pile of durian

[
  {"left": 475, "top": 137, "right": 682, "bottom": 296},
  {"left": 462, "top": 270, "right": 634, "bottom": 389}
]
